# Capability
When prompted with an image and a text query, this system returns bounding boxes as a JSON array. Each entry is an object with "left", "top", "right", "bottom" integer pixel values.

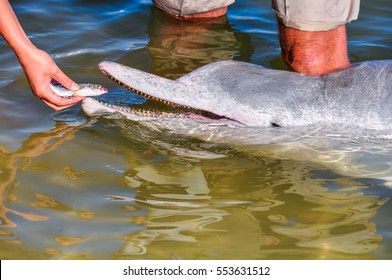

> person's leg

[
  {"left": 272, "top": 0, "right": 360, "bottom": 75},
  {"left": 279, "top": 24, "right": 351, "bottom": 75}
]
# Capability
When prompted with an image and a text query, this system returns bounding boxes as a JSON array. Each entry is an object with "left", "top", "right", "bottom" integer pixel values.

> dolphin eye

[{"left": 271, "top": 122, "right": 281, "bottom": 128}]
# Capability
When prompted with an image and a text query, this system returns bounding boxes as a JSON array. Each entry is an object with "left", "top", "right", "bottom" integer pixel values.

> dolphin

[
  {"left": 82, "top": 60, "right": 392, "bottom": 132},
  {"left": 81, "top": 60, "right": 392, "bottom": 180}
]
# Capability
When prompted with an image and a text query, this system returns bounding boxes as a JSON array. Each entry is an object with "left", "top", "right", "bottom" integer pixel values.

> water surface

[{"left": 1, "top": 0, "right": 392, "bottom": 260}]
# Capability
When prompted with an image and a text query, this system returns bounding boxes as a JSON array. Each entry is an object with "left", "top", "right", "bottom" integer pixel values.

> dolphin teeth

[
  {"left": 103, "top": 71, "right": 191, "bottom": 109},
  {"left": 100, "top": 70, "right": 224, "bottom": 120}
]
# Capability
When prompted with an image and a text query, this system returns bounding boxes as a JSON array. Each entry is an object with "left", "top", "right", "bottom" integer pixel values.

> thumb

[{"left": 51, "top": 67, "right": 79, "bottom": 91}]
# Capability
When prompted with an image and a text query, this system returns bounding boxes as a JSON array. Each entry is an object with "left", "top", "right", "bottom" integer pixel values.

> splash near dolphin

[{"left": 82, "top": 60, "right": 392, "bottom": 131}]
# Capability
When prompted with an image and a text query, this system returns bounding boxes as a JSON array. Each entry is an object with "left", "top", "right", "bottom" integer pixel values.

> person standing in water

[
  {"left": 0, "top": 0, "right": 360, "bottom": 110},
  {"left": 152, "top": 0, "right": 360, "bottom": 75}
]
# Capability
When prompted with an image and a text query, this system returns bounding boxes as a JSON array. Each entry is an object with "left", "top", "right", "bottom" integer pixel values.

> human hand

[
  {"left": 18, "top": 46, "right": 83, "bottom": 110},
  {"left": 0, "top": 0, "right": 82, "bottom": 110}
]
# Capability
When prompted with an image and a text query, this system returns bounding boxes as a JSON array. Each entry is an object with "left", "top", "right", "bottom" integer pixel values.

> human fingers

[
  {"left": 41, "top": 86, "right": 85, "bottom": 110},
  {"left": 42, "top": 99, "right": 73, "bottom": 110},
  {"left": 49, "top": 64, "right": 79, "bottom": 91},
  {"left": 42, "top": 96, "right": 84, "bottom": 110}
]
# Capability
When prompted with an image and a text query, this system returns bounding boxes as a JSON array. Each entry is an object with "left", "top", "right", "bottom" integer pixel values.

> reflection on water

[
  {"left": 0, "top": 124, "right": 82, "bottom": 227},
  {"left": 110, "top": 124, "right": 390, "bottom": 259},
  {"left": 1, "top": 0, "right": 392, "bottom": 260},
  {"left": 1, "top": 119, "right": 390, "bottom": 259},
  {"left": 145, "top": 7, "right": 253, "bottom": 78}
]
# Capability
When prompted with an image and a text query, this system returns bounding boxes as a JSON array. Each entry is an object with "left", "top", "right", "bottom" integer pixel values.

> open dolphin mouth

[
  {"left": 97, "top": 63, "right": 226, "bottom": 121},
  {"left": 99, "top": 65, "right": 182, "bottom": 108},
  {"left": 84, "top": 59, "right": 392, "bottom": 130}
]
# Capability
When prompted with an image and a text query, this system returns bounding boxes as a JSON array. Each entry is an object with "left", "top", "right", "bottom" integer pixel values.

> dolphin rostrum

[{"left": 82, "top": 60, "right": 392, "bottom": 132}]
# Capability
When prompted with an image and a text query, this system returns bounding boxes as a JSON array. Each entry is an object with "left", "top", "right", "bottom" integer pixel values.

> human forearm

[
  {"left": 0, "top": 0, "right": 81, "bottom": 110},
  {"left": 0, "top": 0, "right": 35, "bottom": 57}
]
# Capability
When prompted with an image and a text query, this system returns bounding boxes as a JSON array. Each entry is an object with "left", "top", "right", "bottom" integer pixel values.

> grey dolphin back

[
  {"left": 176, "top": 60, "right": 392, "bottom": 129},
  {"left": 307, "top": 61, "right": 392, "bottom": 130},
  {"left": 176, "top": 60, "right": 323, "bottom": 127},
  {"left": 96, "top": 59, "right": 392, "bottom": 130}
]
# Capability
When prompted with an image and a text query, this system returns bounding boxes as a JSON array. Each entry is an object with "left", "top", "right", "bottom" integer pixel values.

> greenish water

[{"left": 1, "top": 0, "right": 392, "bottom": 260}]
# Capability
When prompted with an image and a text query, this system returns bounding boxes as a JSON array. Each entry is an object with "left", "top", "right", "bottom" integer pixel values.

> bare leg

[{"left": 279, "top": 22, "right": 351, "bottom": 75}]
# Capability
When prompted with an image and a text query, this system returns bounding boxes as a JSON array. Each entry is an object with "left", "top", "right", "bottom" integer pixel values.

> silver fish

[{"left": 49, "top": 83, "right": 108, "bottom": 97}]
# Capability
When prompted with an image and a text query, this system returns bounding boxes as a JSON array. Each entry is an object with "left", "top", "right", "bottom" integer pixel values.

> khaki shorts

[
  {"left": 152, "top": 0, "right": 360, "bottom": 31},
  {"left": 272, "top": 0, "right": 360, "bottom": 31},
  {"left": 153, "top": 0, "right": 235, "bottom": 17}
]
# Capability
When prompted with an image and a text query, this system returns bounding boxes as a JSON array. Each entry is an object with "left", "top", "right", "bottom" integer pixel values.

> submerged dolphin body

[
  {"left": 81, "top": 60, "right": 392, "bottom": 180},
  {"left": 83, "top": 60, "right": 392, "bottom": 131}
]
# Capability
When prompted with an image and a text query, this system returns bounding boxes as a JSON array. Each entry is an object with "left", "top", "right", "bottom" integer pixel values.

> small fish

[{"left": 49, "top": 83, "right": 108, "bottom": 97}]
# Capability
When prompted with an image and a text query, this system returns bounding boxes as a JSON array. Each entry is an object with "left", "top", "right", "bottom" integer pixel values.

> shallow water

[{"left": 1, "top": 0, "right": 392, "bottom": 260}]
